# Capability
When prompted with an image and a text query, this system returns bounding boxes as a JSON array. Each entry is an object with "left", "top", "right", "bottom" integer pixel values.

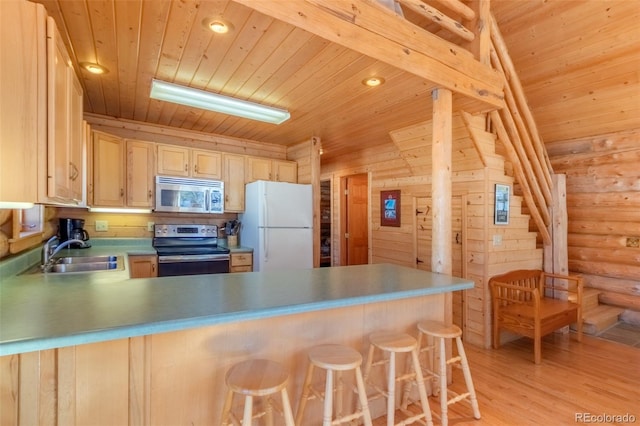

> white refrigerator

[{"left": 239, "top": 180, "right": 313, "bottom": 272}]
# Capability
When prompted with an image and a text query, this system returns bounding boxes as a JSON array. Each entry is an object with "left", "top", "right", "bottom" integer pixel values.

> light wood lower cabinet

[
  {"left": 128, "top": 254, "right": 158, "bottom": 278},
  {"left": 230, "top": 252, "right": 252, "bottom": 272}
]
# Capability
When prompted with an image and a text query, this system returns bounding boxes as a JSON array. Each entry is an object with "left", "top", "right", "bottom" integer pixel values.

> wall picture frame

[
  {"left": 494, "top": 184, "right": 510, "bottom": 225},
  {"left": 380, "top": 190, "right": 401, "bottom": 227}
]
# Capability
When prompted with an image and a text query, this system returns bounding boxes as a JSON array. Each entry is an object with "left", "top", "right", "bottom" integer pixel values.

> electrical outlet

[
  {"left": 147, "top": 222, "right": 155, "bottom": 232},
  {"left": 492, "top": 234, "right": 502, "bottom": 246},
  {"left": 95, "top": 220, "right": 108, "bottom": 232}
]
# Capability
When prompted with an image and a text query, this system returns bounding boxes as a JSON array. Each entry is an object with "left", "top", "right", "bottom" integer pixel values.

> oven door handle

[{"left": 158, "top": 254, "right": 230, "bottom": 263}]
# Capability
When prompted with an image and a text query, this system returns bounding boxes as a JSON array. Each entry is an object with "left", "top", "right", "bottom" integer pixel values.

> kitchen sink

[{"left": 42, "top": 255, "right": 124, "bottom": 273}]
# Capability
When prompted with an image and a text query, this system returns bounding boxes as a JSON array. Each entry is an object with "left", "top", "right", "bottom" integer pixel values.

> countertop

[{"left": 0, "top": 240, "right": 472, "bottom": 356}]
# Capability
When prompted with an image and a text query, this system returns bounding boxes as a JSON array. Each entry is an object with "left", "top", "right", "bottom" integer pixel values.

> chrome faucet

[{"left": 41, "top": 236, "right": 88, "bottom": 270}]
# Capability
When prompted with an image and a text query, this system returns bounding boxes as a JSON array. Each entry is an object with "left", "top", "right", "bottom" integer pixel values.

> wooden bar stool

[
  {"left": 220, "top": 358, "right": 295, "bottom": 426},
  {"left": 295, "top": 344, "right": 373, "bottom": 426},
  {"left": 416, "top": 321, "right": 481, "bottom": 426},
  {"left": 363, "top": 331, "right": 433, "bottom": 426}
]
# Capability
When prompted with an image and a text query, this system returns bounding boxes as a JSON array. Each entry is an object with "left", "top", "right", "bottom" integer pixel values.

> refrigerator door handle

[{"left": 263, "top": 190, "right": 269, "bottom": 262}]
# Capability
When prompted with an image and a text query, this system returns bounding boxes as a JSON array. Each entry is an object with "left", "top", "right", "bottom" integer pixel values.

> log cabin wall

[
  {"left": 321, "top": 112, "right": 542, "bottom": 347},
  {"left": 545, "top": 128, "right": 640, "bottom": 317}
]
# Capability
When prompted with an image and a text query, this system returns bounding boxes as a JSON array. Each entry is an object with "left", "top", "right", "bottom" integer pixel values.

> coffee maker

[{"left": 58, "top": 218, "right": 91, "bottom": 248}]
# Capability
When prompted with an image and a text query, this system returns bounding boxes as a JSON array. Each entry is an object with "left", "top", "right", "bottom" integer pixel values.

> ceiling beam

[{"left": 234, "top": 0, "right": 504, "bottom": 110}]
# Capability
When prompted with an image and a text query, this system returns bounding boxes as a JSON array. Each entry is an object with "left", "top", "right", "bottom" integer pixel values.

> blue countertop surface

[{"left": 0, "top": 240, "right": 472, "bottom": 356}]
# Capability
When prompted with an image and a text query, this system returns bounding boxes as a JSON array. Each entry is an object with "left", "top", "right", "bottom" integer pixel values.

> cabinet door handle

[
  {"left": 120, "top": 188, "right": 124, "bottom": 197},
  {"left": 184, "top": 164, "right": 188, "bottom": 172},
  {"left": 148, "top": 190, "right": 152, "bottom": 199},
  {"left": 194, "top": 164, "right": 198, "bottom": 173},
  {"left": 69, "top": 162, "right": 79, "bottom": 181}
]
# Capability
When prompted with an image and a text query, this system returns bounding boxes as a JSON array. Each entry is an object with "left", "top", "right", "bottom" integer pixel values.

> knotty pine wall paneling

[
  {"left": 321, "top": 112, "right": 542, "bottom": 347},
  {"left": 546, "top": 128, "right": 640, "bottom": 315}
]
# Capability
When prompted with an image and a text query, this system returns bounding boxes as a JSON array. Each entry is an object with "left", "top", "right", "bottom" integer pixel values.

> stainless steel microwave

[{"left": 155, "top": 176, "right": 224, "bottom": 214}]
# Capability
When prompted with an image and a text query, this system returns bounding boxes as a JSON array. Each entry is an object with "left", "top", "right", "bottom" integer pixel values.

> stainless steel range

[{"left": 153, "top": 224, "right": 230, "bottom": 277}]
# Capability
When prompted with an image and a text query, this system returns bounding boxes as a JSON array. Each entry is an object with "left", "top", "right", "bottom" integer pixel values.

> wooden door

[
  {"left": 415, "top": 196, "right": 465, "bottom": 328},
  {"left": 126, "top": 139, "right": 155, "bottom": 208},
  {"left": 342, "top": 173, "right": 368, "bottom": 265},
  {"left": 192, "top": 149, "right": 222, "bottom": 179}
]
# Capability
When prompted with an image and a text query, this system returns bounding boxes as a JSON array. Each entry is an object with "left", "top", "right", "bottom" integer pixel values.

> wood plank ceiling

[{"left": 36, "top": 0, "right": 639, "bottom": 163}]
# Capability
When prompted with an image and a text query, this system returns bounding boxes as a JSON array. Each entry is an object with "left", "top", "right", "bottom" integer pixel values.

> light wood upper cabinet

[
  {"left": 157, "top": 145, "right": 222, "bottom": 179},
  {"left": 192, "top": 149, "right": 222, "bottom": 179},
  {"left": 126, "top": 139, "right": 156, "bottom": 208},
  {"left": 157, "top": 145, "right": 190, "bottom": 177},
  {"left": 92, "top": 131, "right": 125, "bottom": 207},
  {"left": 246, "top": 157, "right": 297, "bottom": 183},
  {"left": 0, "top": 1, "right": 46, "bottom": 204},
  {"left": 273, "top": 160, "right": 297, "bottom": 183},
  {"left": 223, "top": 153, "right": 246, "bottom": 212},
  {"left": 45, "top": 16, "right": 84, "bottom": 205}
]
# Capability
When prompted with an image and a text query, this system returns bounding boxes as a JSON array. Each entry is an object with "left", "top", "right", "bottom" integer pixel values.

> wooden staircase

[{"left": 575, "top": 288, "right": 624, "bottom": 335}]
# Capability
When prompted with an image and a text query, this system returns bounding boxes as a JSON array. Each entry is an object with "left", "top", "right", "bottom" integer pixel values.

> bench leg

[{"left": 534, "top": 334, "right": 542, "bottom": 364}]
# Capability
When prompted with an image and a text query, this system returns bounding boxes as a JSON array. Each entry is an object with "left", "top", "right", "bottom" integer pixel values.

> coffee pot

[{"left": 58, "top": 218, "right": 91, "bottom": 248}]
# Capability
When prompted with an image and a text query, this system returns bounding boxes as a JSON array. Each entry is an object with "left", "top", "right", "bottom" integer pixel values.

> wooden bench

[{"left": 489, "top": 269, "right": 583, "bottom": 364}]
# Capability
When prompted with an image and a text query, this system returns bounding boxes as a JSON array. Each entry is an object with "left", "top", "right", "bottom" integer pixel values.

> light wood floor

[{"left": 374, "top": 333, "right": 640, "bottom": 425}]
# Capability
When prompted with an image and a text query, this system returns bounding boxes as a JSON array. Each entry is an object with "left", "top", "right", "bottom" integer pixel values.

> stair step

[
  {"left": 582, "top": 288, "right": 601, "bottom": 311},
  {"left": 577, "top": 305, "right": 625, "bottom": 335}
]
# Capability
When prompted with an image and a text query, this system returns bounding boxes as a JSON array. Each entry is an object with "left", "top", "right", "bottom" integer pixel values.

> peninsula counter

[{"left": 1, "top": 260, "right": 473, "bottom": 425}]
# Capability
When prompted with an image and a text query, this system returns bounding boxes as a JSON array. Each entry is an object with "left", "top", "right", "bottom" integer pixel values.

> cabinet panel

[
  {"left": 68, "top": 73, "right": 84, "bottom": 203},
  {"left": 157, "top": 145, "right": 189, "bottom": 177},
  {"left": 128, "top": 254, "right": 158, "bottom": 278},
  {"left": 230, "top": 252, "right": 252, "bottom": 272},
  {"left": 192, "top": 149, "right": 222, "bottom": 179},
  {"left": 44, "top": 16, "right": 84, "bottom": 205},
  {"left": 47, "top": 17, "right": 71, "bottom": 200},
  {"left": 126, "top": 140, "right": 155, "bottom": 208},
  {"left": 223, "top": 153, "right": 245, "bottom": 212},
  {"left": 0, "top": 1, "right": 45, "bottom": 203},
  {"left": 274, "top": 160, "right": 297, "bottom": 183},
  {"left": 245, "top": 157, "right": 272, "bottom": 182},
  {"left": 92, "top": 132, "right": 125, "bottom": 207}
]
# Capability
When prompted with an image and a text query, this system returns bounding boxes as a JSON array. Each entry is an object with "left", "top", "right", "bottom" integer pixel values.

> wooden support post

[
  {"left": 431, "top": 88, "right": 453, "bottom": 276},
  {"left": 432, "top": 87, "right": 454, "bottom": 361},
  {"left": 544, "top": 174, "right": 568, "bottom": 276}
]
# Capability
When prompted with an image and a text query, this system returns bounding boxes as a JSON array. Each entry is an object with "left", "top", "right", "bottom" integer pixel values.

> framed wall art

[
  {"left": 380, "top": 190, "right": 401, "bottom": 227},
  {"left": 494, "top": 184, "right": 510, "bottom": 225}
]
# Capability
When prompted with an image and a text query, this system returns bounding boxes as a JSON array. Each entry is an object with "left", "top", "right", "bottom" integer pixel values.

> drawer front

[
  {"left": 231, "top": 265, "right": 253, "bottom": 273},
  {"left": 231, "top": 253, "right": 252, "bottom": 267}
]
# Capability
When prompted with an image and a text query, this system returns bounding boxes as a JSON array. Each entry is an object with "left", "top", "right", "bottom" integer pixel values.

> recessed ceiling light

[
  {"left": 80, "top": 62, "right": 108, "bottom": 75},
  {"left": 362, "top": 77, "right": 385, "bottom": 87},
  {"left": 203, "top": 18, "right": 233, "bottom": 34}
]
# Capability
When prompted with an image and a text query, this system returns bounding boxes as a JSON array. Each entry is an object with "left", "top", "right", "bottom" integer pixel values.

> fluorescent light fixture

[
  {"left": 0, "top": 201, "right": 34, "bottom": 209},
  {"left": 89, "top": 207, "right": 152, "bottom": 214},
  {"left": 150, "top": 79, "right": 291, "bottom": 124}
]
